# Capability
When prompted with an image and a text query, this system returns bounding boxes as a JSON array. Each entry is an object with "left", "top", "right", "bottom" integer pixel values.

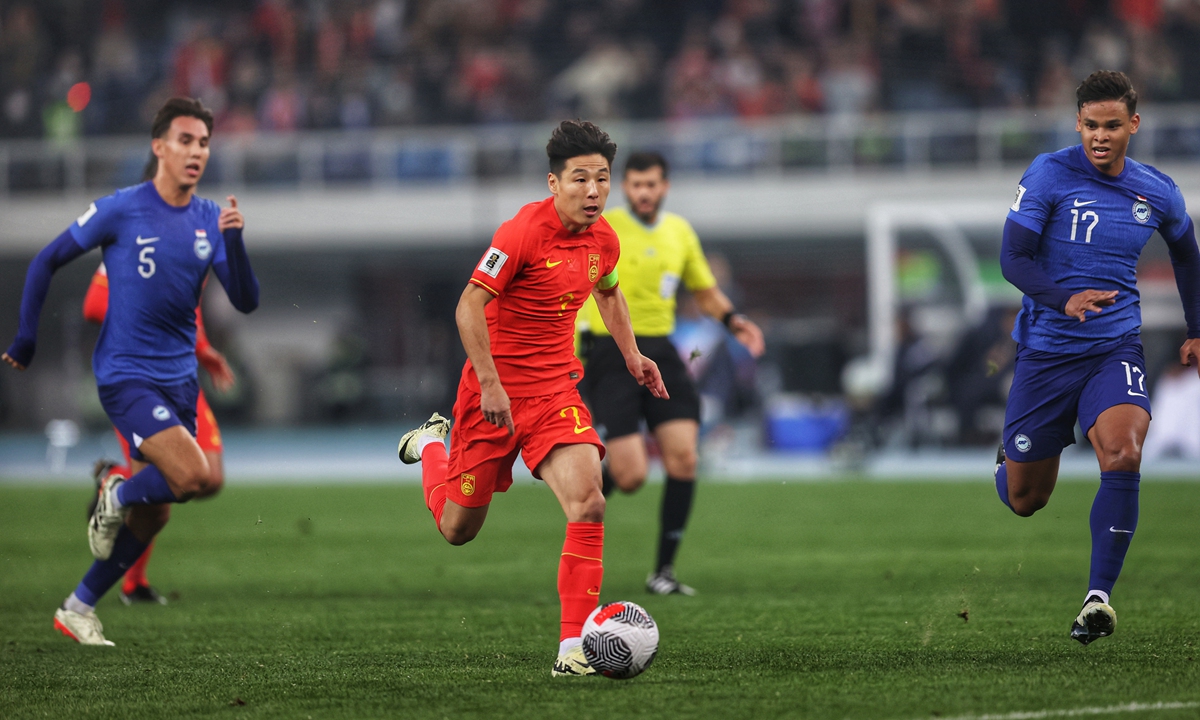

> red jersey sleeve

[
  {"left": 469, "top": 216, "right": 528, "bottom": 297},
  {"left": 194, "top": 303, "right": 213, "bottom": 355},
  {"left": 82, "top": 264, "right": 109, "bottom": 324},
  {"left": 600, "top": 222, "right": 620, "bottom": 288}
]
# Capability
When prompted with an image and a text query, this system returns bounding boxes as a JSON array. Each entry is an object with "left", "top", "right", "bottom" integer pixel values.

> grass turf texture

[{"left": 1, "top": 480, "right": 1198, "bottom": 719}]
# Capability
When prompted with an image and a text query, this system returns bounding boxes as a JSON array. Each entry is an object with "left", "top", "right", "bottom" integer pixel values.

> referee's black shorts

[{"left": 579, "top": 334, "right": 701, "bottom": 440}]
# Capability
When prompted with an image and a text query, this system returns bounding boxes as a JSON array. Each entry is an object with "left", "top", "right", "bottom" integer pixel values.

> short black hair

[
  {"left": 151, "top": 97, "right": 214, "bottom": 139},
  {"left": 546, "top": 119, "right": 617, "bottom": 176},
  {"left": 1076, "top": 71, "right": 1137, "bottom": 116},
  {"left": 624, "top": 151, "right": 669, "bottom": 179}
]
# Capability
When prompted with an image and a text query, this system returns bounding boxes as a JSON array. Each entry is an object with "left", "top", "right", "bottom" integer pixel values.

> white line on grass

[{"left": 923, "top": 701, "right": 1200, "bottom": 720}]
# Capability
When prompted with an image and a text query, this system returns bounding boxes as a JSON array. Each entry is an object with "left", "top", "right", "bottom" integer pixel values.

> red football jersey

[{"left": 463, "top": 197, "right": 620, "bottom": 398}]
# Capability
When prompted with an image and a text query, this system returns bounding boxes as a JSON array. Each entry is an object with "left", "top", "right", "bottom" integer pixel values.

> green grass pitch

[{"left": 1, "top": 479, "right": 1198, "bottom": 719}]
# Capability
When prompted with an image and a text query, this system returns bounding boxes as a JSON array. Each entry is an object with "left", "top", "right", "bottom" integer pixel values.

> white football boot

[
  {"left": 397, "top": 412, "right": 451, "bottom": 464},
  {"left": 1070, "top": 595, "right": 1117, "bottom": 645},
  {"left": 551, "top": 644, "right": 596, "bottom": 677},
  {"left": 88, "top": 473, "right": 129, "bottom": 560},
  {"left": 54, "top": 608, "right": 115, "bottom": 646}
]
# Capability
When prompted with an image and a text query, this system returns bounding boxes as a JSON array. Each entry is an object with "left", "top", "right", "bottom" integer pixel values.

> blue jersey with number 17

[
  {"left": 1006, "top": 144, "right": 1190, "bottom": 354},
  {"left": 68, "top": 181, "right": 226, "bottom": 386}
]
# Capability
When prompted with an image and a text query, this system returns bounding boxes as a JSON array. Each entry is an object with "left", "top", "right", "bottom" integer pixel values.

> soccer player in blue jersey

[
  {"left": 996, "top": 71, "right": 1200, "bottom": 645},
  {"left": 2, "top": 97, "right": 260, "bottom": 646}
]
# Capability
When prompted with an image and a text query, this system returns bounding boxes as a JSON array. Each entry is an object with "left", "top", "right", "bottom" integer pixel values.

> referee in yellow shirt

[{"left": 577, "top": 151, "right": 764, "bottom": 595}]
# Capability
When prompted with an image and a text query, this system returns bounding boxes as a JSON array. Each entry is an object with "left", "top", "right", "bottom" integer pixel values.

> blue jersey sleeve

[
  {"left": 1158, "top": 182, "right": 1190, "bottom": 243},
  {"left": 1006, "top": 155, "right": 1058, "bottom": 234},
  {"left": 211, "top": 227, "right": 260, "bottom": 313},
  {"left": 67, "top": 192, "right": 124, "bottom": 250}
]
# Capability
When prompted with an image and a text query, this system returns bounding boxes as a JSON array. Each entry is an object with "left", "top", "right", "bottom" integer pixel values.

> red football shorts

[
  {"left": 114, "top": 388, "right": 222, "bottom": 465},
  {"left": 445, "top": 385, "right": 605, "bottom": 508}
]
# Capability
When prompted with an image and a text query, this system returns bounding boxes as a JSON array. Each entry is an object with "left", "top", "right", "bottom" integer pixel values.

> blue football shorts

[
  {"left": 1002, "top": 337, "right": 1152, "bottom": 463},
  {"left": 97, "top": 378, "right": 198, "bottom": 462}
]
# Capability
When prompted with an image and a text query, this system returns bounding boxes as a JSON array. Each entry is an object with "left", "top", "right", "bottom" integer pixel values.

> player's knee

[
  {"left": 170, "top": 465, "right": 212, "bottom": 500},
  {"left": 662, "top": 449, "right": 697, "bottom": 479},
  {"left": 613, "top": 470, "right": 646, "bottom": 493},
  {"left": 441, "top": 524, "right": 479, "bottom": 546},
  {"left": 574, "top": 492, "right": 606, "bottom": 523},
  {"left": 1009, "top": 493, "right": 1048, "bottom": 517},
  {"left": 1098, "top": 443, "right": 1141, "bottom": 472},
  {"left": 197, "top": 468, "right": 224, "bottom": 499}
]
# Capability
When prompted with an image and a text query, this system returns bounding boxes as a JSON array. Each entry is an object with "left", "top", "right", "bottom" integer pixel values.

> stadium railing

[{"left": 4, "top": 105, "right": 1200, "bottom": 196}]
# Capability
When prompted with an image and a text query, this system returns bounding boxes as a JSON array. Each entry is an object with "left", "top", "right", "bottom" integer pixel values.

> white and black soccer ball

[{"left": 581, "top": 601, "right": 659, "bottom": 679}]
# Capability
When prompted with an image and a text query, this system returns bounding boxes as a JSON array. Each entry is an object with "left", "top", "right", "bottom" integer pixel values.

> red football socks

[
  {"left": 122, "top": 540, "right": 154, "bottom": 594},
  {"left": 421, "top": 443, "right": 449, "bottom": 527},
  {"left": 558, "top": 522, "right": 604, "bottom": 641}
]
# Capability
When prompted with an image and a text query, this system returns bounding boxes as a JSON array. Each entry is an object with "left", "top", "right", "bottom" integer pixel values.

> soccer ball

[{"left": 581, "top": 601, "right": 659, "bottom": 679}]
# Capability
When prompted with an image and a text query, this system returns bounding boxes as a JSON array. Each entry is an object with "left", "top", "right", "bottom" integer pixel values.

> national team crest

[
  {"left": 460, "top": 473, "right": 475, "bottom": 496},
  {"left": 588, "top": 253, "right": 600, "bottom": 283},
  {"left": 194, "top": 229, "right": 212, "bottom": 259},
  {"left": 1133, "top": 197, "right": 1151, "bottom": 224},
  {"left": 1014, "top": 434, "right": 1032, "bottom": 453}
]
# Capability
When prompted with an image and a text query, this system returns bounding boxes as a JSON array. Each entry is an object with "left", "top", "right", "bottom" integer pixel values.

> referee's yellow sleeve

[{"left": 681, "top": 221, "right": 717, "bottom": 292}]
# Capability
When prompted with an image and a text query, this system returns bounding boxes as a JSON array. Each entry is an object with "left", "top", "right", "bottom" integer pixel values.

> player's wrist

[{"left": 721, "top": 310, "right": 742, "bottom": 329}]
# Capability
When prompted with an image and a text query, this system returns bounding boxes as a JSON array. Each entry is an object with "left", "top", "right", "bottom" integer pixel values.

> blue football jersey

[
  {"left": 69, "top": 181, "right": 228, "bottom": 385},
  {"left": 1006, "top": 145, "right": 1190, "bottom": 353}
]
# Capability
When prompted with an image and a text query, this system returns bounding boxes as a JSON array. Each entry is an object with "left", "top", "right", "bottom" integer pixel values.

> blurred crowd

[{"left": 5, "top": 0, "right": 1200, "bottom": 139}]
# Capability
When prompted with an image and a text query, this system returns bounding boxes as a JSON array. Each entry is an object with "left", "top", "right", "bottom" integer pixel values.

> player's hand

[
  {"left": 198, "top": 345, "right": 236, "bottom": 392},
  {"left": 1181, "top": 337, "right": 1200, "bottom": 378},
  {"left": 218, "top": 195, "right": 244, "bottom": 231},
  {"left": 1064, "top": 289, "right": 1117, "bottom": 322},
  {"left": 2, "top": 352, "right": 25, "bottom": 371},
  {"left": 626, "top": 353, "right": 669, "bottom": 399},
  {"left": 480, "top": 379, "right": 514, "bottom": 435},
  {"left": 728, "top": 314, "right": 766, "bottom": 358}
]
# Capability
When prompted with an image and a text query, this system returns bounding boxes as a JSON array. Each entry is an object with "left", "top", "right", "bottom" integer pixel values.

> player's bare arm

[
  {"left": 591, "top": 284, "right": 668, "bottom": 399},
  {"left": 455, "top": 283, "right": 513, "bottom": 434},
  {"left": 1064, "top": 289, "right": 1119, "bottom": 322},
  {"left": 692, "top": 286, "right": 765, "bottom": 357}
]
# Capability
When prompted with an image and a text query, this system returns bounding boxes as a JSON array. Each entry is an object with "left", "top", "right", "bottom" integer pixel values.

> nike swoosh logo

[
  {"left": 1073, "top": 199, "right": 1098, "bottom": 207},
  {"left": 1109, "top": 526, "right": 1133, "bottom": 534},
  {"left": 573, "top": 424, "right": 593, "bottom": 434},
  {"left": 586, "top": 588, "right": 600, "bottom": 596},
  {"left": 1127, "top": 390, "right": 1147, "bottom": 398},
  {"left": 136, "top": 235, "right": 160, "bottom": 244},
  {"left": 546, "top": 259, "right": 563, "bottom": 268}
]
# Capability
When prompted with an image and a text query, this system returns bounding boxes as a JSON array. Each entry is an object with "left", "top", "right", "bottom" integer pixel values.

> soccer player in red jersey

[
  {"left": 398, "top": 120, "right": 667, "bottom": 677},
  {"left": 82, "top": 263, "right": 234, "bottom": 604}
]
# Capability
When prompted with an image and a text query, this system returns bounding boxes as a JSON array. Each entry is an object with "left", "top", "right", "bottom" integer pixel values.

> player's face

[
  {"left": 152, "top": 116, "right": 211, "bottom": 188},
  {"left": 623, "top": 166, "right": 669, "bottom": 224},
  {"left": 1076, "top": 101, "right": 1139, "bottom": 176},
  {"left": 548, "top": 154, "right": 611, "bottom": 232}
]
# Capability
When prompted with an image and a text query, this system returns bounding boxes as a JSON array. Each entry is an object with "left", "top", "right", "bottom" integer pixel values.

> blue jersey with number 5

[
  {"left": 1006, "top": 145, "right": 1190, "bottom": 354},
  {"left": 69, "top": 181, "right": 225, "bottom": 385}
]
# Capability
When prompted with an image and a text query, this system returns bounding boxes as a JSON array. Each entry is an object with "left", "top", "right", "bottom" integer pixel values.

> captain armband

[{"left": 597, "top": 269, "right": 619, "bottom": 291}]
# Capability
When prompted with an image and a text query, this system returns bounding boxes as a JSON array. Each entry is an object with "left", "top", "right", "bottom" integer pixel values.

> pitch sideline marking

[{"left": 919, "top": 701, "right": 1200, "bottom": 720}]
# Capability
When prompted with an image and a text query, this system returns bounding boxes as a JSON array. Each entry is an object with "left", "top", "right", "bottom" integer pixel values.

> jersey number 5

[
  {"left": 138, "top": 247, "right": 156, "bottom": 279},
  {"left": 1070, "top": 209, "right": 1099, "bottom": 243}
]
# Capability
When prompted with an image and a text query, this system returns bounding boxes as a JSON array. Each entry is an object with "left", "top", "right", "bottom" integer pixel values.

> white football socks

[
  {"left": 1086, "top": 589, "right": 1111, "bottom": 605},
  {"left": 558, "top": 637, "right": 582, "bottom": 656},
  {"left": 416, "top": 434, "right": 444, "bottom": 457},
  {"left": 64, "top": 592, "right": 94, "bottom": 615}
]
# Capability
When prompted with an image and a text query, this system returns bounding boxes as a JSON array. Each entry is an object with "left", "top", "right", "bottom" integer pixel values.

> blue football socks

[
  {"left": 994, "top": 461, "right": 1015, "bottom": 512},
  {"left": 116, "top": 464, "right": 178, "bottom": 506},
  {"left": 73, "top": 525, "right": 149, "bottom": 607},
  {"left": 1088, "top": 470, "right": 1140, "bottom": 599}
]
